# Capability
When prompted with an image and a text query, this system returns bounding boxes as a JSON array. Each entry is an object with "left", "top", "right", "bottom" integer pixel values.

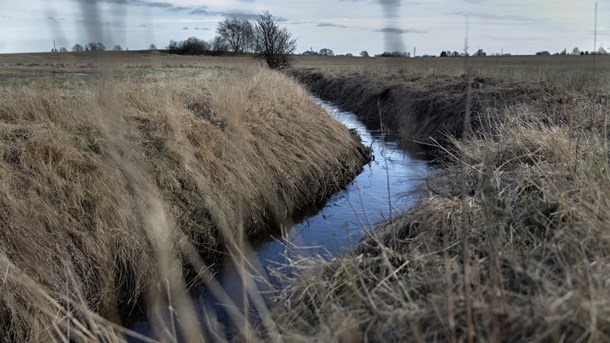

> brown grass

[
  {"left": 271, "top": 101, "right": 610, "bottom": 342},
  {"left": 293, "top": 55, "right": 610, "bottom": 89},
  {"left": 268, "top": 57, "right": 610, "bottom": 342},
  {"left": 0, "top": 54, "right": 368, "bottom": 341}
]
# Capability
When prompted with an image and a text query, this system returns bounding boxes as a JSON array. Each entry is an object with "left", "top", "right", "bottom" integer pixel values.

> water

[{"left": 130, "top": 98, "right": 433, "bottom": 341}]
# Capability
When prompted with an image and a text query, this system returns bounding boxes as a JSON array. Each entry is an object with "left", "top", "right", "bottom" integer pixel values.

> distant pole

[
  {"left": 594, "top": 1, "right": 598, "bottom": 52},
  {"left": 413, "top": 47, "right": 416, "bottom": 57},
  {"left": 53, "top": 40, "right": 56, "bottom": 52}
]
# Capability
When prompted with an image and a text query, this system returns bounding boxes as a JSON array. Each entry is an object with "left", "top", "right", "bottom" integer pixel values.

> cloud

[
  {"left": 317, "top": 22, "right": 348, "bottom": 29},
  {"left": 189, "top": 7, "right": 258, "bottom": 19},
  {"left": 377, "top": 27, "right": 425, "bottom": 34},
  {"left": 71, "top": 0, "right": 189, "bottom": 12},
  {"left": 189, "top": 7, "right": 211, "bottom": 15},
  {"left": 449, "top": 11, "right": 537, "bottom": 23}
]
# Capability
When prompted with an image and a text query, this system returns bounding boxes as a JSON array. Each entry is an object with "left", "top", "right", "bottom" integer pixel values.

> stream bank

[{"left": 268, "top": 68, "right": 610, "bottom": 342}]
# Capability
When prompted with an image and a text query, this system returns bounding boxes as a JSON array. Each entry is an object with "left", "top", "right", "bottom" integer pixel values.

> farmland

[{"left": 1, "top": 52, "right": 610, "bottom": 342}]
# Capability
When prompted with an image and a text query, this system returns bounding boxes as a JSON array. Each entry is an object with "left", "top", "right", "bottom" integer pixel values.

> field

[
  {"left": 271, "top": 55, "right": 610, "bottom": 342},
  {"left": 0, "top": 52, "right": 369, "bottom": 342},
  {"left": 294, "top": 55, "right": 610, "bottom": 88},
  {"left": 1, "top": 52, "right": 610, "bottom": 342}
]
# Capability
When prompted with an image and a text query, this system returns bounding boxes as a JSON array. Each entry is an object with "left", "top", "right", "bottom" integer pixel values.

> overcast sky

[{"left": 0, "top": 0, "right": 608, "bottom": 55}]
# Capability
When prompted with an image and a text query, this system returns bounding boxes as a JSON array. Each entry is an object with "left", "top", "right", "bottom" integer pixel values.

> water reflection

[{"left": 131, "top": 98, "right": 433, "bottom": 341}]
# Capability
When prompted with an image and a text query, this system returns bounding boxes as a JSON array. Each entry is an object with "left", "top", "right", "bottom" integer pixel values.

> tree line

[{"left": 166, "top": 11, "right": 296, "bottom": 69}]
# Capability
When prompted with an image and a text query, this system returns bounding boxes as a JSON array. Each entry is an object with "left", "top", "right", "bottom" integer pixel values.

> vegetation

[
  {"left": 216, "top": 17, "right": 255, "bottom": 54},
  {"left": 0, "top": 52, "right": 368, "bottom": 341},
  {"left": 253, "top": 11, "right": 297, "bottom": 70},
  {"left": 269, "top": 56, "right": 610, "bottom": 341},
  {"left": 167, "top": 36, "right": 209, "bottom": 55}
]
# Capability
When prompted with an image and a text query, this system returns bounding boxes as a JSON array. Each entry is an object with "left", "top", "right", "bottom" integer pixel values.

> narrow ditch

[{"left": 130, "top": 98, "right": 433, "bottom": 341}]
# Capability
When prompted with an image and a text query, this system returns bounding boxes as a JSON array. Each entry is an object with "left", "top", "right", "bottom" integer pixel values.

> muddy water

[{"left": 131, "top": 98, "right": 433, "bottom": 341}]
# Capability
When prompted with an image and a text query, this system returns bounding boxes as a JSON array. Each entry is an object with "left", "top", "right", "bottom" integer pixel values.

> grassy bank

[
  {"left": 270, "top": 58, "right": 610, "bottom": 341},
  {"left": 291, "top": 55, "right": 610, "bottom": 146},
  {"left": 0, "top": 53, "right": 369, "bottom": 341}
]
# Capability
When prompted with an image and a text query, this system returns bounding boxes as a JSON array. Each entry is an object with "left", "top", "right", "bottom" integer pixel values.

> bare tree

[
  {"left": 113, "top": 45, "right": 123, "bottom": 51},
  {"left": 149, "top": 44, "right": 157, "bottom": 50},
  {"left": 87, "top": 42, "right": 105, "bottom": 51},
  {"left": 319, "top": 48, "right": 334, "bottom": 56},
  {"left": 72, "top": 44, "right": 84, "bottom": 52},
  {"left": 216, "top": 17, "right": 254, "bottom": 54},
  {"left": 253, "top": 11, "right": 297, "bottom": 69}
]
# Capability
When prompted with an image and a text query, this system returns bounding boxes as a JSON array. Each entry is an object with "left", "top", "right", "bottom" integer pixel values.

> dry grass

[
  {"left": 268, "top": 57, "right": 610, "bottom": 342},
  {"left": 293, "top": 55, "right": 610, "bottom": 91},
  {"left": 270, "top": 101, "right": 610, "bottom": 342},
  {"left": 0, "top": 54, "right": 368, "bottom": 341}
]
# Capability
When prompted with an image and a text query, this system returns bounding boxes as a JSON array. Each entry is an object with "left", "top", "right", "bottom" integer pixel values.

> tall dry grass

[
  {"left": 269, "top": 95, "right": 610, "bottom": 341},
  {"left": 0, "top": 62, "right": 368, "bottom": 341}
]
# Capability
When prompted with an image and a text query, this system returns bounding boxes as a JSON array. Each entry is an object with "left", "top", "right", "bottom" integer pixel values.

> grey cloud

[
  {"left": 145, "top": 2, "right": 174, "bottom": 9},
  {"left": 377, "top": 27, "right": 425, "bottom": 34},
  {"left": 190, "top": 7, "right": 211, "bottom": 15},
  {"left": 71, "top": 0, "right": 191, "bottom": 12},
  {"left": 189, "top": 7, "right": 258, "bottom": 20},
  {"left": 167, "top": 6, "right": 191, "bottom": 12},
  {"left": 317, "top": 22, "right": 348, "bottom": 29},
  {"left": 449, "top": 11, "right": 537, "bottom": 23}
]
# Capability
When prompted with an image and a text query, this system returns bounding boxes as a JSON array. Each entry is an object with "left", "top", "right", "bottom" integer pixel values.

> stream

[{"left": 131, "top": 98, "right": 433, "bottom": 341}]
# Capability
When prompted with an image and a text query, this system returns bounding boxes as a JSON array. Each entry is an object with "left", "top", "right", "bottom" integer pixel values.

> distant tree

[
  {"left": 440, "top": 51, "right": 448, "bottom": 57},
  {"left": 211, "top": 36, "right": 229, "bottom": 52},
  {"left": 560, "top": 48, "right": 567, "bottom": 55},
  {"left": 379, "top": 51, "right": 409, "bottom": 57},
  {"left": 360, "top": 50, "right": 369, "bottom": 57},
  {"left": 536, "top": 50, "right": 551, "bottom": 56},
  {"left": 572, "top": 47, "right": 580, "bottom": 55},
  {"left": 474, "top": 48, "right": 486, "bottom": 56},
  {"left": 345, "top": 53, "right": 353, "bottom": 57},
  {"left": 319, "top": 48, "right": 334, "bottom": 56},
  {"left": 87, "top": 42, "right": 105, "bottom": 51},
  {"left": 166, "top": 37, "right": 209, "bottom": 55},
  {"left": 72, "top": 44, "right": 84, "bottom": 52},
  {"left": 167, "top": 40, "right": 179, "bottom": 52},
  {"left": 59, "top": 47, "right": 67, "bottom": 53},
  {"left": 216, "top": 17, "right": 254, "bottom": 54},
  {"left": 253, "top": 11, "right": 297, "bottom": 69},
  {"left": 183, "top": 37, "right": 208, "bottom": 54},
  {"left": 149, "top": 44, "right": 157, "bottom": 50},
  {"left": 301, "top": 50, "right": 317, "bottom": 56},
  {"left": 113, "top": 45, "right": 123, "bottom": 51}
]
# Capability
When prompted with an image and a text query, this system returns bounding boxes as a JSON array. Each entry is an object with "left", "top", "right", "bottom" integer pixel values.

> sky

[{"left": 0, "top": 0, "right": 608, "bottom": 56}]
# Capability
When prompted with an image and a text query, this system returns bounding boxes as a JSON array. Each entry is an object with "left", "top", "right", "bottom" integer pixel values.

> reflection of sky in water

[
  {"left": 257, "top": 98, "right": 432, "bottom": 262},
  {"left": 131, "top": 98, "right": 433, "bottom": 342}
]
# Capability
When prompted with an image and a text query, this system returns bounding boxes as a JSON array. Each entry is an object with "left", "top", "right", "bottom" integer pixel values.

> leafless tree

[
  {"left": 253, "top": 11, "right": 297, "bottom": 69},
  {"left": 72, "top": 44, "right": 84, "bottom": 52},
  {"left": 216, "top": 17, "right": 254, "bottom": 54}
]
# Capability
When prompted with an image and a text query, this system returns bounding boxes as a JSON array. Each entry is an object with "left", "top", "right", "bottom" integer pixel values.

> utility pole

[
  {"left": 53, "top": 40, "right": 56, "bottom": 52},
  {"left": 594, "top": 1, "right": 598, "bottom": 52},
  {"left": 413, "top": 47, "right": 416, "bottom": 57}
]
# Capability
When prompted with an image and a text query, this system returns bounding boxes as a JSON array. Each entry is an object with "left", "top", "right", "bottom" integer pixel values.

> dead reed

[{"left": 0, "top": 59, "right": 368, "bottom": 342}]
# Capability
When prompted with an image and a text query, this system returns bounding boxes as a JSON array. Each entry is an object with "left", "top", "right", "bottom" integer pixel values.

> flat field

[{"left": 294, "top": 54, "right": 610, "bottom": 89}]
